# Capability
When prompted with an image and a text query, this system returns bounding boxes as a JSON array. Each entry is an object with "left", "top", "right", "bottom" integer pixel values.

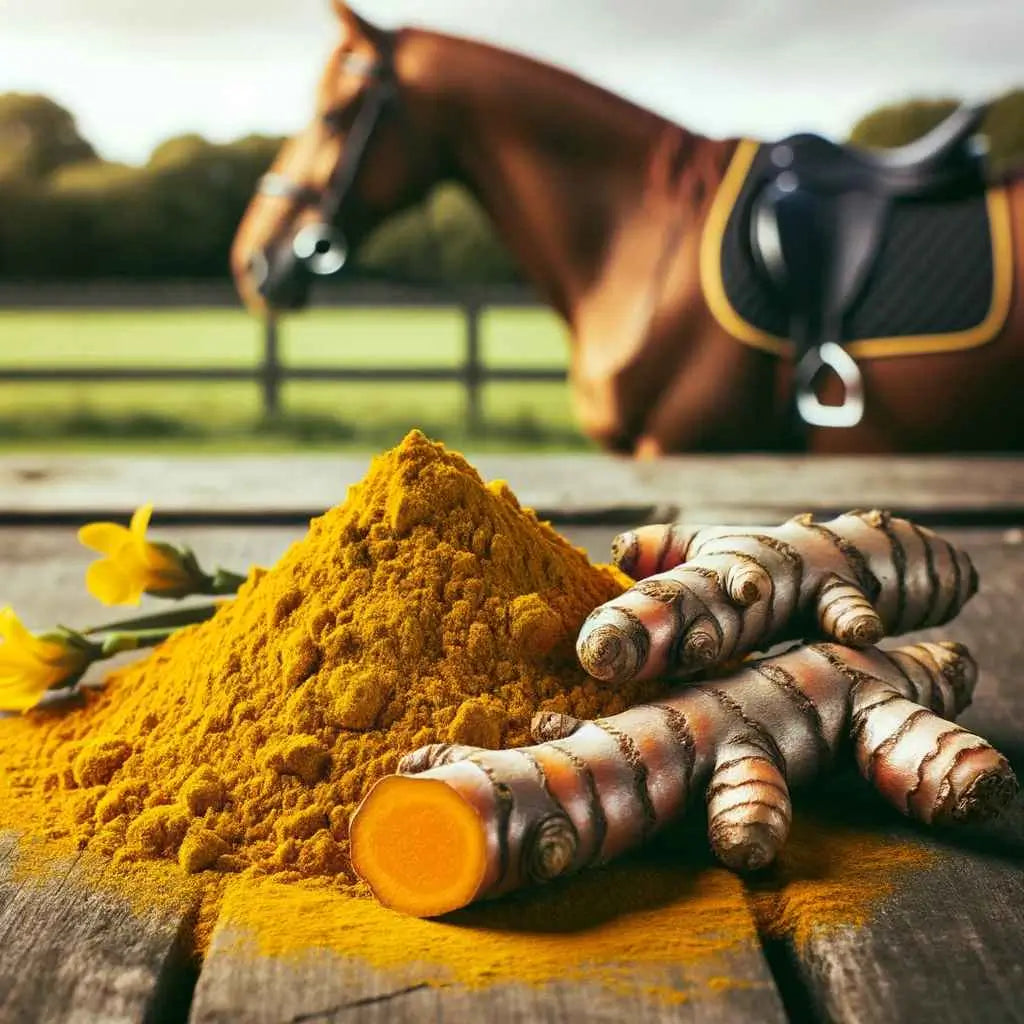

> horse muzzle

[{"left": 253, "top": 223, "right": 350, "bottom": 310}]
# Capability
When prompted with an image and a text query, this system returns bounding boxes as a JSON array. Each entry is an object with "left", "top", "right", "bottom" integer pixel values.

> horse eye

[
  {"left": 320, "top": 109, "right": 348, "bottom": 132},
  {"left": 319, "top": 109, "right": 344, "bottom": 132}
]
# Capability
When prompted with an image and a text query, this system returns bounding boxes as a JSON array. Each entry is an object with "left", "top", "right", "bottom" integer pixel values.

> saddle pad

[{"left": 699, "top": 139, "right": 1014, "bottom": 359}]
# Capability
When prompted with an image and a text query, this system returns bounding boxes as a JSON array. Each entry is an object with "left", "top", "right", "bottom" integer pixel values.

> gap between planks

[{"left": 0, "top": 833, "right": 199, "bottom": 1024}]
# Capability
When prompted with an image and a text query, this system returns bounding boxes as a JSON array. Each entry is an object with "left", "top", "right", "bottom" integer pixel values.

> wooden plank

[
  {"left": 0, "top": 524, "right": 783, "bottom": 1021},
  {"left": 0, "top": 524, "right": 782, "bottom": 1019},
  {"left": 779, "top": 532, "right": 1024, "bottom": 1023},
  {"left": 0, "top": 834, "right": 198, "bottom": 1024},
  {"left": 2, "top": 454, "right": 1024, "bottom": 524},
  {"left": 0, "top": 534, "right": 208, "bottom": 1024},
  {"left": 188, "top": 882, "right": 786, "bottom": 1024},
  {"left": 1, "top": 523, "right": 783, "bottom": 1021},
  {"left": 183, "top": 527, "right": 1018, "bottom": 1022}
]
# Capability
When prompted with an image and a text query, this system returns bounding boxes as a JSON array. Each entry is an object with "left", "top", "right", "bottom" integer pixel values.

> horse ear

[{"left": 332, "top": 2, "right": 384, "bottom": 44}]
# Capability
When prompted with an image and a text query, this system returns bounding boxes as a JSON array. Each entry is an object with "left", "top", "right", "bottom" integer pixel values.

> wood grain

[
  {"left": 2, "top": 454, "right": 1023, "bottom": 525},
  {"left": 0, "top": 834, "right": 198, "bottom": 1024},
  {"left": 188, "top": 933, "right": 784, "bottom": 1024},
  {"left": 190, "top": 880, "right": 782, "bottom": 1024}
]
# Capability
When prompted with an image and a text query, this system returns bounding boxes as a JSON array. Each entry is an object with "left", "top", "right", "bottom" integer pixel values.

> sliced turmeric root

[
  {"left": 352, "top": 642, "right": 1017, "bottom": 916},
  {"left": 350, "top": 775, "right": 489, "bottom": 917}
]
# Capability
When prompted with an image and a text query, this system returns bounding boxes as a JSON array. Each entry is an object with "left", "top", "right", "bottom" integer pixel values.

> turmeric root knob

[
  {"left": 350, "top": 775, "right": 489, "bottom": 917},
  {"left": 581, "top": 511, "right": 977, "bottom": 684}
]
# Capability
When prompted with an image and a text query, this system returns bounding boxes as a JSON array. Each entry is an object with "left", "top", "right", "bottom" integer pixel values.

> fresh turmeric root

[
  {"left": 576, "top": 510, "right": 977, "bottom": 684},
  {"left": 350, "top": 641, "right": 1017, "bottom": 917}
]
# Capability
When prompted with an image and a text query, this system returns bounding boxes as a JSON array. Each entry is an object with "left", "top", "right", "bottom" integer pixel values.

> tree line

[
  {"left": 0, "top": 89, "right": 1020, "bottom": 283},
  {"left": 848, "top": 91, "right": 1024, "bottom": 174}
]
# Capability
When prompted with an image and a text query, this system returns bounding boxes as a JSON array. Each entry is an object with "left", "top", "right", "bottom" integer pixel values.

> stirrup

[{"left": 795, "top": 342, "right": 864, "bottom": 428}]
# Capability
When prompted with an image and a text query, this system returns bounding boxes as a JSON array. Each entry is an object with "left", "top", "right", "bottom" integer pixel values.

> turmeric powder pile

[{"left": 0, "top": 430, "right": 663, "bottom": 889}]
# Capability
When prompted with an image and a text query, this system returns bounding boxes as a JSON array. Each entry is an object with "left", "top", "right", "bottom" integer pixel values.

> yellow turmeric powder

[
  {"left": 0, "top": 429, "right": 941, "bottom": 992},
  {"left": 212, "top": 816, "right": 932, "bottom": 997},
  {"left": 0, "top": 431, "right": 660, "bottom": 894}
]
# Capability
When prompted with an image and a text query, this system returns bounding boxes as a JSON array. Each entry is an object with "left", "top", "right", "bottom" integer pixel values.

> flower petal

[
  {"left": 86, "top": 559, "right": 142, "bottom": 607},
  {"left": 110, "top": 538, "right": 147, "bottom": 571},
  {"left": 0, "top": 680, "right": 46, "bottom": 712},
  {"left": 32, "top": 637, "right": 78, "bottom": 667},
  {"left": 0, "top": 663, "right": 63, "bottom": 690},
  {"left": 130, "top": 504, "right": 154, "bottom": 544},
  {"left": 109, "top": 546, "right": 157, "bottom": 599},
  {"left": 0, "top": 605, "right": 32, "bottom": 645},
  {"left": 0, "top": 645, "right": 45, "bottom": 670},
  {"left": 142, "top": 544, "right": 185, "bottom": 578},
  {"left": 0, "top": 657, "right": 55, "bottom": 694},
  {"left": 79, "top": 521, "right": 132, "bottom": 556}
]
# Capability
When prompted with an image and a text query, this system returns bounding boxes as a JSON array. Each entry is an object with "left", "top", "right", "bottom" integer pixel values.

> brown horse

[{"left": 231, "top": 3, "right": 1024, "bottom": 454}]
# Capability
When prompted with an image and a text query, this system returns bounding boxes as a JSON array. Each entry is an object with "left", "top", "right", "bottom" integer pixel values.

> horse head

[{"left": 232, "top": 3, "right": 445, "bottom": 311}]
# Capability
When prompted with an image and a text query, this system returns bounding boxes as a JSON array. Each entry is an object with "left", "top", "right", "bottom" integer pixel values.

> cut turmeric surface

[{"left": 356, "top": 776, "right": 489, "bottom": 919}]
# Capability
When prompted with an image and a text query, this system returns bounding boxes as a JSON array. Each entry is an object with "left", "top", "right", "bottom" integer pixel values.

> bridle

[{"left": 253, "top": 51, "right": 396, "bottom": 306}]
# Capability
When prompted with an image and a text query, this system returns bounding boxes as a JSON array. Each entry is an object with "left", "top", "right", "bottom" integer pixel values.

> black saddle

[{"left": 748, "top": 103, "right": 989, "bottom": 430}]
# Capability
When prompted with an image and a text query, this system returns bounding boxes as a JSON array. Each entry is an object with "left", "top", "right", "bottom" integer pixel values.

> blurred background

[{"left": 1, "top": 0, "right": 1022, "bottom": 454}]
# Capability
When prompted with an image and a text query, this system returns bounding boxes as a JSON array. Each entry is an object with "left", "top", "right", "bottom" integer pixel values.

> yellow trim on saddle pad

[{"left": 699, "top": 138, "right": 1014, "bottom": 360}]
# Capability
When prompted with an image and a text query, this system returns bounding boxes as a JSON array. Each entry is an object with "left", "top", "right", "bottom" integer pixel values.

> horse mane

[
  {"left": 381, "top": 22, "right": 737, "bottom": 318},
  {"left": 394, "top": 25, "right": 695, "bottom": 153}
]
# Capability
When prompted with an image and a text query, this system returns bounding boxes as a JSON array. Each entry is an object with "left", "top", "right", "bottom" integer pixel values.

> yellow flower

[
  {"left": 0, "top": 607, "right": 93, "bottom": 712},
  {"left": 78, "top": 504, "right": 195, "bottom": 606}
]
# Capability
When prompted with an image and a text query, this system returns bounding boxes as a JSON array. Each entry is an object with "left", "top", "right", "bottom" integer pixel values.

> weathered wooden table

[{"left": 1, "top": 453, "right": 1021, "bottom": 1024}]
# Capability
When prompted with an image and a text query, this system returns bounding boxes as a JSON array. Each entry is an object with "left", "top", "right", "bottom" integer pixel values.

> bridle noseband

[{"left": 254, "top": 52, "right": 396, "bottom": 305}]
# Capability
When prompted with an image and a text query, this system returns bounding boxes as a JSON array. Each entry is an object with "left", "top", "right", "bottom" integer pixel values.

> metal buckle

[
  {"left": 292, "top": 223, "right": 349, "bottom": 276},
  {"left": 258, "top": 173, "right": 304, "bottom": 201},
  {"left": 795, "top": 341, "right": 864, "bottom": 428}
]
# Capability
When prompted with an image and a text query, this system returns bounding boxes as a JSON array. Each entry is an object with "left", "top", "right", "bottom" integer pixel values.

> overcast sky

[{"left": 1, "top": 0, "right": 1020, "bottom": 165}]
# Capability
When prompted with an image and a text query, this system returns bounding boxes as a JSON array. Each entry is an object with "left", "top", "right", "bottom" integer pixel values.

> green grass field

[{"left": 0, "top": 306, "right": 590, "bottom": 452}]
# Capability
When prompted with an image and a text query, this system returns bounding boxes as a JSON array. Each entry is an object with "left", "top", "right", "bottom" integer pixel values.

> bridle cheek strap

[{"left": 256, "top": 54, "right": 395, "bottom": 277}]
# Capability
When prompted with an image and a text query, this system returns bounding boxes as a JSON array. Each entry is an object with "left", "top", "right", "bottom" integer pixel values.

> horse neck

[{"left": 398, "top": 31, "right": 723, "bottom": 321}]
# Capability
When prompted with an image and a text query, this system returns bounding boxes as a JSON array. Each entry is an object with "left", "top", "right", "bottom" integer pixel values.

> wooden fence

[{"left": 0, "top": 280, "right": 561, "bottom": 432}]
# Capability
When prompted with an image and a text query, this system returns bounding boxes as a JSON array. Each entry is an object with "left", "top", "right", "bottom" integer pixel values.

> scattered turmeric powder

[
  {"left": 208, "top": 812, "right": 935, "bottom": 998},
  {"left": 215, "top": 855, "right": 761, "bottom": 1000}
]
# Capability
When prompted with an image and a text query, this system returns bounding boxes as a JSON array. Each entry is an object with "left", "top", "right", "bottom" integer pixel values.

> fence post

[
  {"left": 464, "top": 299, "right": 482, "bottom": 435},
  {"left": 262, "top": 313, "right": 281, "bottom": 417}
]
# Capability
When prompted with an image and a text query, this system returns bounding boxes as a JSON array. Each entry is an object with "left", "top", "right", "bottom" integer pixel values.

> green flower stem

[
  {"left": 39, "top": 621, "right": 188, "bottom": 702},
  {"left": 99, "top": 627, "right": 180, "bottom": 658},
  {"left": 82, "top": 603, "right": 223, "bottom": 636},
  {"left": 204, "top": 568, "right": 248, "bottom": 595}
]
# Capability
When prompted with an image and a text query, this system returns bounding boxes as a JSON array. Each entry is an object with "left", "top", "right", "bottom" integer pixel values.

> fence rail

[{"left": 0, "top": 280, "right": 561, "bottom": 431}]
